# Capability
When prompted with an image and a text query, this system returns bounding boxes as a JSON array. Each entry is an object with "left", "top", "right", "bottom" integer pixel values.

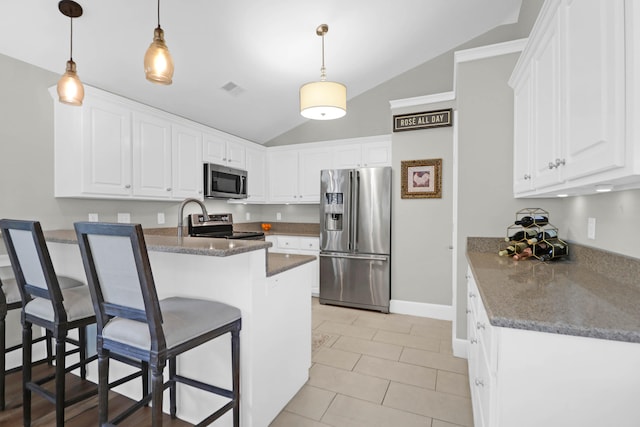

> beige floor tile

[
  {"left": 284, "top": 384, "right": 336, "bottom": 421},
  {"left": 352, "top": 316, "right": 413, "bottom": 334},
  {"left": 308, "top": 363, "right": 390, "bottom": 404},
  {"left": 321, "top": 394, "right": 432, "bottom": 427},
  {"left": 383, "top": 382, "right": 473, "bottom": 427},
  {"left": 440, "top": 339, "right": 454, "bottom": 355},
  {"left": 313, "top": 346, "right": 362, "bottom": 371},
  {"left": 432, "top": 419, "right": 469, "bottom": 427},
  {"left": 353, "top": 355, "right": 437, "bottom": 390},
  {"left": 400, "top": 347, "right": 468, "bottom": 374},
  {"left": 313, "top": 309, "right": 359, "bottom": 325},
  {"left": 317, "top": 321, "right": 377, "bottom": 340},
  {"left": 333, "top": 336, "right": 403, "bottom": 361},
  {"left": 373, "top": 330, "right": 441, "bottom": 352},
  {"left": 410, "top": 321, "right": 452, "bottom": 339},
  {"left": 270, "top": 410, "right": 333, "bottom": 427},
  {"left": 436, "top": 370, "right": 471, "bottom": 398}
]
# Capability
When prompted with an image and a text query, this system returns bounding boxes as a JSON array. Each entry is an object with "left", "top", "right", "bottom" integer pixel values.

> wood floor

[{"left": 0, "top": 364, "right": 191, "bottom": 426}]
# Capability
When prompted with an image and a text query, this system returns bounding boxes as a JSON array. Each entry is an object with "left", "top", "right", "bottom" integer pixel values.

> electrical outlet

[
  {"left": 88, "top": 213, "right": 99, "bottom": 222},
  {"left": 587, "top": 217, "right": 596, "bottom": 240},
  {"left": 117, "top": 213, "right": 131, "bottom": 224},
  {"left": 245, "top": 212, "right": 251, "bottom": 221},
  {"left": 276, "top": 212, "right": 282, "bottom": 221},
  {"left": 157, "top": 213, "right": 165, "bottom": 225}
]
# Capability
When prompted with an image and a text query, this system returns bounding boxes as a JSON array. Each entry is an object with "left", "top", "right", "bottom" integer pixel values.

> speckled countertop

[
  {"left": 233, "top": 222, "right": 320, "bottom": 237},
  {"left": 44, "top": 229, "right": 316, "bottom": 277},
  {"left": 467, "top": 238, "right": 640, "bottom": 343}
]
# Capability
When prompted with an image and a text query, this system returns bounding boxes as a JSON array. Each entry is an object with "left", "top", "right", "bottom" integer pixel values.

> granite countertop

[
  {"left": 467, "top": 238, "right": 640, "bottom": 343},
  {"left": 266, "top": 253, "right": 316, "bottom": 277},
  {"left": 233, "top": 222, "right": 320, "bottom": 237}
]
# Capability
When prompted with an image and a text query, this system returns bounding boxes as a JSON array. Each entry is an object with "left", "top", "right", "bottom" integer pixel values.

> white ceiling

[{"left": 0, "top": 0, "right": 522, "bottom": 144}]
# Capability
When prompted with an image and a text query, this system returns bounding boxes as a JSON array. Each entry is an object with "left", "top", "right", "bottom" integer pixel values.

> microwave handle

[{"left": 239, "top": 175, "right": 246, "bottom": 195}]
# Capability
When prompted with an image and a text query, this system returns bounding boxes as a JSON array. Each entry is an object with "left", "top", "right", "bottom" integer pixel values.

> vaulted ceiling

[{"left": 0, "top": 0, "right": 522, "bottom": 143}]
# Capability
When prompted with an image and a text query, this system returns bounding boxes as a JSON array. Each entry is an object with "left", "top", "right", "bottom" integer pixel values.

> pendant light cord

[
  {"left": 157, "top": 0, "right": 161, "bottom": 28},
  {"left": 69, "top": 16, "right": 73, "bottom": 60},
  {"left": 320, "top": 33, "right": 326, "bottom": 81}
]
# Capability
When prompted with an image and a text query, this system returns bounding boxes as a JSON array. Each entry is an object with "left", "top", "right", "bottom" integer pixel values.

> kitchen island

[
  {"left": 43, "top": 229, "right": 316, "bottom": 427},
  {"left": 465, "top": 238, "right": 640, "bottom": 427}
]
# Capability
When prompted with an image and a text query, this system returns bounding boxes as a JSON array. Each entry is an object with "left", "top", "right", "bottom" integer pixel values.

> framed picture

[{"left": 401, "top": 158, "right": 442, "bottom": 199}]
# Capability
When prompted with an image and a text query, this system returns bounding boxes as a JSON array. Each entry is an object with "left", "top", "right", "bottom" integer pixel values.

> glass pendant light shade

[
  {"left": 144, "top": 26, "right": 174, "bottom": 85},
  {"left": 300, "top": 81, "right": 346, "bottom": 120},
  {"left": 57, "top": 59, "right": 84, "bottom": 106}
]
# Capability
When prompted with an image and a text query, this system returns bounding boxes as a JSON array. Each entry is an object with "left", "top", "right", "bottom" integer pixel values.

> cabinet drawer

[
  {"left": 299, "top": 237, "right": 319, "bottom": 251},
  {"left": 277, "top": 236, "right": 300, "bottom": 250},
  {"left": 472, "top": 331, "right": 493, "bottom": 427}
]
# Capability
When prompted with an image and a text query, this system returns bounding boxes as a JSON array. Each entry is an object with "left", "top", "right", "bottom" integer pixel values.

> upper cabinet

[
  {"left": 332, "top": 139, "right": 392, "bottom": 169},
  {"left": 244, "top": 146, "right": 267, "bottom": 203},
  {"left": 203, "top": 132, "right": 247, "bottom": 169},
  {"left": 509, "top": 0, "right": 637, "bottom": 197}
]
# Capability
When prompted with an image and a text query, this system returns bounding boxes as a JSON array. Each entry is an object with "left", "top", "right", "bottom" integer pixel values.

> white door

[
  {"left": 267, "top": 150, "right": 298, "bottom": 203},
  {"left": 362, "top": 141, "right": 391, "bottom": 167},
  {"left": 245, "top": 147, "right": 266, "bottom": 202},
  {"left": 226, "top": 140, "right": 247, "bottom": 169},
  {"left": 298, "top": 147, "right": 333, "bottom": 202},
  {"left": 513, "top": 71, "right": 533, "bottom": 195},
  {"left": 202, "top": 132, "right": 227, "bottom": 165},
  {"left": 172, "top": 124, "right": 203, "bottom": 199}
]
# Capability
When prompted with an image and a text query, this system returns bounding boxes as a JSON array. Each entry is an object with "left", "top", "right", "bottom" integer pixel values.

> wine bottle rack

[{"left": 501, "top": 208, "right": 569, "bottom": 261}]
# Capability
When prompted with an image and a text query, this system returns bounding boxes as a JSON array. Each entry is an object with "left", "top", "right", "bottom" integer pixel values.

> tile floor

[{"left": 270, "top": 298, "right": 474, "bottom": 427}]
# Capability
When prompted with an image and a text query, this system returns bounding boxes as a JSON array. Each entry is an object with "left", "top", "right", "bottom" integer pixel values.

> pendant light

[
  {"left": 56, "top": 0, "right": 84, "bottom": 106},
  {"left": 300, "top": 24, "right": 347, "bottom": 120},
  {"left": 144, "top": 0, "right": 174, "bottom": 85}
]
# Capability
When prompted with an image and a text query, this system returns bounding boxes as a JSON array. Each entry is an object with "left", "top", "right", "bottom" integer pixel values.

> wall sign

[{"left": 393, "top": 108, "right": 453, "bottom": 132}]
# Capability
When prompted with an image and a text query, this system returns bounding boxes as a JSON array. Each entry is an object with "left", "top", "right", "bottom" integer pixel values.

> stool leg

[
  {"left": 0, "top": 311, "right": 5, "bottom": 411},
  {"left": 151, "top": 363, "right": 165, "bottom": 427},
  {"left": 232, "top": 328, "right": 240, "bottom": 427},
  {"left": 169, "top": 357, "right": 176, "bottom": 418},
  {"left": 55, "top": 336, "right": 66, "bottom": 427},
  {"left": 142, "top": 361, "right": 149, "bottom": 407},
  {"left": 98, "top": 349, "right": 109, "bottom": 426},
  {"left": 46, "top": 330, "right": 53, "bottom": 365},
  {"left": 22, "top": 321, "right": 32, "bottom": 427},
  {"left": 79, "top": 326, "right": 87, "bottom": 380}
]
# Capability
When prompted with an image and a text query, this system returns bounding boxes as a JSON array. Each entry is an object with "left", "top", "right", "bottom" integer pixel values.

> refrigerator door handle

[
  {"left": 353, "top": 170, "right": 360, "bottom": 252},
  {"left": 320, "top": 253, "right": 389, "bottom": 262},
  {"left": 348, "top": 170, "right": 354, "bottom": 251}
]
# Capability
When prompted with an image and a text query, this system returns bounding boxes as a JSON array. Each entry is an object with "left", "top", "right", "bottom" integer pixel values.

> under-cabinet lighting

[{"left": 595, "top": 184, "right": 613, "bottom": 193}]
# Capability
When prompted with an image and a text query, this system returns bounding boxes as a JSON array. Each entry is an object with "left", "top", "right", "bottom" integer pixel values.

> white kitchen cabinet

[
  {"left": 172, "top": 124, "right": 204, "bottom": 199},
  {"left": 132, "top": 111, "right": 173, "bottom": 199},
  {"left": 332, "top": 140, "right": 391, "bottom": 168},
  {"left": 466, "top": 267, "right": 640, "bottom": 427},
  {"left": 267, "top": 149, "right": 299, "bottom": 203},
  {"left": 298, "top": 148, "right": 333, "bottom": 201},
  {"left": 267, "top": 147, "right": 332, "bottom": 203},
  {"left": 267, "top": 235, "right": 320, "bottom": 295},
  {"left": 245, "top": 146, "right": 267, "bottom": 202},
  {"left": 203, "top": 132, "right": 246, "bottom": 169},
  {"left": 510, "top": 0, "right": 633, "bottom": 197}
]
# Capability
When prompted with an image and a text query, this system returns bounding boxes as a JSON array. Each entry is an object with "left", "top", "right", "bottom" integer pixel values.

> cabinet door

[
  {"left": 82, "top": 97, "right": 132, "bottom": 196},
  {"left": 333, "top": 144, "right": 362, "bottom": 168},
  {"left": 226, "top": 140, "right": 247, "bottom": 169},
  {"left": 245, "top": 146, "right": 266, "bottom": 202},
  {"left": 132, "top": 112, "right": 172, "bottom": 198},
  {"left": 562, "top": 0, "right": 625, "bottom": 180},
  {"left": 172, "top": 124, "right": 203, "bottom": 199},
  {"left": 267, "top": 150, "right": 298, "bottom": 202},
  {"left": 298, "top": 147, "right": 333, "bottom": 202},
  {"left": 362, "top": 141, "right": 391, "bottom": 167},
  {"left": 202, "top": 132, "right": 227, "bottom": 165},
  {"left": 513, "top": 72, "right": 533, "bottom": 195},
  {"left": 532, "top": 13, "right": 563, "bottom": 189}
]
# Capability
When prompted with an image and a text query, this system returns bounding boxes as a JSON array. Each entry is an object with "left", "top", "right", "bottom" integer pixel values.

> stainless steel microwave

[{"left": 203, "top": 163, "right": 247, "bottom": 199}]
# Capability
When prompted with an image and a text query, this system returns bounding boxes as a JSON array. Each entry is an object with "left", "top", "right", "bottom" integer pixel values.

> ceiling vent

[{"left": 221, "top": 81, "right": 244, "bottom": 97}]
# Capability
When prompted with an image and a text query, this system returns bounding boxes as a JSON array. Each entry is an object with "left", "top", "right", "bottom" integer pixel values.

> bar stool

[
  {"left": 75, "top": 221, "right": 241, "bottom": 427},
  {"left": 0, "top": 219, "right": 100, "bottom": 426},
  {"left": 0, "top": 274, "right": 84, "bottom": 410}
]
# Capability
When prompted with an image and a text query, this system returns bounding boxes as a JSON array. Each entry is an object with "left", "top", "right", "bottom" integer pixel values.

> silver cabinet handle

[
  {"left": 166, "top": 188, "right": 171, "bottom": 191},
  {"left": 470, "top": 338, "right": 478, "bottom": 344},
  {"left": 475, "top": 378, "right": 484, "bottom": 387},
  {"left": 469, "top": 292, "right": 476, "bottom": 298},
  {"left": 524, "top": 174, "right": 531, "bottom": 180},
  {"left": 466, "top": 309, "right": 471, "bottom": 314},
  {"left": 555, "top": 158, "right": 566, "bottom": 167},
  {"left": 222, "top": 158, "right": 227, "bottom": 161},
  {"left": 124, "top": 184, "right": 131, "bottom": 189},
  {"left": 548, "top": 162, "right": 557, "bottom": 169},
  {"left": 477, "top": 322, "right": 485, "bottom": 330}
]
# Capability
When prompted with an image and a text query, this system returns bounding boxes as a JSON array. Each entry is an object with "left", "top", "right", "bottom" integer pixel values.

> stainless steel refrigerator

[{"left": 319, "top": 167, "right": 391, "bottom": 313}]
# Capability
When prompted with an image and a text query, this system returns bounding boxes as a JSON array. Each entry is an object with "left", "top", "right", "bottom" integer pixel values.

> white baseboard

[
  {"left": 389, "top": 299, "right": 453, "bottom": 321},
  {"left": 452, "top": 337, "right": 469, "bottom": 359}
]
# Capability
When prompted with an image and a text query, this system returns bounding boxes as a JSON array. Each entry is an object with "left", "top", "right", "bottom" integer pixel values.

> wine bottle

[
  {"left": 498, "top": 241, "right": 529, "bottom": 256},
  {"left": 534, "top": 241, "right": 568, "bottom": 261},
  {"left": 526, "top": 229, "right": 559, "bottom": 245},
  {"left": 514, "top": 215, "right": 549, "bottom": 228},
  {"left": 504, "top": 229, "right": 537, "bottom": 242},
  {"left": 513, "top": 247, "right": 533, "bottom": 261}
]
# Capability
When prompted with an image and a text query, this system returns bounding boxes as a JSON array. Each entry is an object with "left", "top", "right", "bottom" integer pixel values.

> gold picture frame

[{"left": 401, "top": 159, "right": 442, "bottom": 199}]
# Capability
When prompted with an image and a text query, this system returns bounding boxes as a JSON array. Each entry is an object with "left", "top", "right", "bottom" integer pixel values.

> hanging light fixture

[
  {"left": 300, "top": 24, "right": 347, "bottom": 120},
  {"left": 56, "top": 0, "right": 84, "bottom": 106},
  {"left": 144, "top": 0, "right": 174, "bottom": 85}
]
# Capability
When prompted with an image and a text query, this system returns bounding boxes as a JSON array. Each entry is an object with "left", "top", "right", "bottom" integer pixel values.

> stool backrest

[
  {"left": 0, "top": 219, "right": 67, "bottom": 322},
  {"left": 74, "top": 222, "right": 165, "bottom": 350}
]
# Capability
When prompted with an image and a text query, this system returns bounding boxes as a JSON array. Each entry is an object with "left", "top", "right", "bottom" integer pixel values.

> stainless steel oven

[{"left": 187, "top": 213, "right": 264, "bottom": 240}]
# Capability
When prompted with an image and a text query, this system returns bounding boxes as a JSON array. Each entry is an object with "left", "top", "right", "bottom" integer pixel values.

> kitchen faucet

[{"left": 177, "top": 198, "right": 210, "bottom": 238}]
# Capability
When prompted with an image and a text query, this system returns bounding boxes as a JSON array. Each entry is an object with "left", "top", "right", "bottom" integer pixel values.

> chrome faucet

[{"left": 177, "top": 198, "right": 210, "bottom": 238}]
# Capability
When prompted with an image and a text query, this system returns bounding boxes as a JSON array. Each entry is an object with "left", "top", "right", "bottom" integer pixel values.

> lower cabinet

[
  {"left": 267, "top": 235, "right": 319, "bottom": 295},
  {"left": 466, "top": 267, "right": 640, "bottom": 427}
]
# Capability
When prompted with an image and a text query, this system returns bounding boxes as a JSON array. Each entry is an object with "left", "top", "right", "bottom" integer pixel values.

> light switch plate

[
  {"left": 587, "top": 217, "right": 596, "bottom": 240},
  {"left": 117, "top": 213, "right": 131, "bottom": 224},
  {"left": 88, "top": 213, "right": 99, "bottom": 222},
  {"left": 276, "top": 212, "right": 282, "bottom": 221},
  {"left": 157, "top": 213, "right": 165, "bottom": 224},
  {"left": 245, "top": 212, "right": 251, "bottom": 221}
]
